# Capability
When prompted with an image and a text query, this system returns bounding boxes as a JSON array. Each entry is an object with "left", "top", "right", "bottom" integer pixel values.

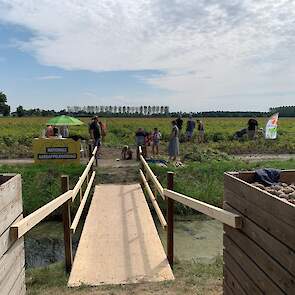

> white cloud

[
  {"left": 0, "top": 0, "right": 295, "bottom": 110},
  {"left": 34, "top": 75, "right": 62, "bottom": 80}
]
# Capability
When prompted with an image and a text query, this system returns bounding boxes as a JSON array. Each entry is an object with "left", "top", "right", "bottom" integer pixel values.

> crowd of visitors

[{"left": 85, "top": 115, "right": 259, "bottom": 163}]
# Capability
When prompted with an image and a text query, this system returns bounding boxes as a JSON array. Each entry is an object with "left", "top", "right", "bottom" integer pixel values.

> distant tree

[
  {"left": 0, "top": 91, "right": 10, "bottom": 116},
  {"left": 16, "top": 105, "right": 25, "bottom": 117},
  {"left": 164, "top": 106, "right": 169, "bottom": 115},
  {"left": 148, "top": 106, "right": 151, "bottom": 115},
  {"left": 143, "top": 106, "right": 147, "bottom": 116}
]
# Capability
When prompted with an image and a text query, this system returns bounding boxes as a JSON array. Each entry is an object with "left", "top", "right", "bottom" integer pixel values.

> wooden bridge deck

[{"left": 68, "top": 184, "right": 174, "bottom": 287}]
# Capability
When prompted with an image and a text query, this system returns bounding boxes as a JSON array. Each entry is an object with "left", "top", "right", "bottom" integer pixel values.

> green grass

[
  {"left": 151, "top": 157, "right": 295, "bottom": 215},
  {"left": 0, "top": 116, "right": 295, "bottom": 158},
  {"left": 26, "top": 259, "right": 223, "bottom": 295},
  {"left": 0, "top": 164, "right": 85, "bottom": 216},
  {"left": 1, "top": 155, "right": 294, "bottom": 216}
]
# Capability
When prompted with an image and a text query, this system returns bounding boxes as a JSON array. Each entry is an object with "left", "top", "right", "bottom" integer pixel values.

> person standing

[
  {"left": 152, "top": 127, "right": 161, "bottom": 156},
  {"left": 176, "top": 115, "right": 183, "bottom": 131},
  {"left": 89, "top": 116, "right": 101, "bottom": 155},
  {"left": 60, "top": 125, "right": 69, "bottom": 138},
  {"left": 197, "top": 119, "right": 205, "bottom": 143},
  {"left": 247, "top": 118, "right": 258, "bottom": 139},
  {"left": 186, "top": 115, "right": 195, "bottom": 141},
  {"left": 168, "top": 120, "right": 180, "bottom": 161},
  {"left": 135, "top": 127, "right": 147, "bottom": 160}
]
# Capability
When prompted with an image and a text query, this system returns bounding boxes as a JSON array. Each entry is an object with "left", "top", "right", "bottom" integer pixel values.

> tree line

[
  {"left": 67, "top": 105, "right": 170, "bottom": 115},
  {"left": 269, "top": 106, "right": 295, "bottom": 117},
  {"left": 1, "top": 91, "right": 295, "bottom": 117}
]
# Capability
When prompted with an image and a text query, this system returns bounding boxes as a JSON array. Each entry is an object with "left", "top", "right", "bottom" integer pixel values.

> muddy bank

[{"left": 25, "top": 221, "right": 83, "bottom": 268}]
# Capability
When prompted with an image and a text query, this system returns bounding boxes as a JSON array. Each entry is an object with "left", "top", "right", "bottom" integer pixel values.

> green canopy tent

[{"left": 47, "top": 115, "right": 84, "bottom": 126}]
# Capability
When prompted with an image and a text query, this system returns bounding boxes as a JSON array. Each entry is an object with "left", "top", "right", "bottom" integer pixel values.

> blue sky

[{"left": 0, "top": 1, "right": 295, "bottom": 112}]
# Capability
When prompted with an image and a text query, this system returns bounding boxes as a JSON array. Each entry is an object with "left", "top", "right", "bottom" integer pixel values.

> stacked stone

[{"left": 253, "top": 182, "right": 295, "bottom": 205}]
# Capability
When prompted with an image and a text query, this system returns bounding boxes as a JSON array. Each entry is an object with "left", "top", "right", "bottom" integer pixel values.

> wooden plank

[
  {"left": 224, "top": 235, "right": 285, "bottom": 294},
  {"left": 164, "top": 189, "right": 242, "bottom": 228},
  {"left": 223, "top": 266, "right": 248, "bottom": 295},
  {"left": 0, "top": 174, "right": 21, "bottom": 210},
  {"left": 71, "top": 171, "right": 96, "bottom": 234},
  {"left": 0, "top": 215, "right": 22, "bottom": 258},
  {"left": 167, "top": 172, "right": 174, "bottom": 269},
  {"left": 0, "top": 245, "right": 25, "bottom": 295},
  {"left": 68, "top": 184, "right": 174, "bottom": 287},
  {"left": 224, "top": 225, "right": 295, "bottom": 293},
  {"left": 224, "top": 173, "right": 295, "bottom": 227},
  {"left": 223, "top": 282, "right": 235, "bottom": 295},
  {"left": 139, "top": 170, "right": 167, "bottom": 229},
  {"left": 0, "top": 197, "right": 22, "bottom": 238},
  {"left": 0, "top": 174, "right": 22, "bottom": 236},
  {"left": 8, "top": 268, "right": 25, "bottom": 295},
  {"left": 0, "top": 238, "right": 24, "bottom": 283},
  {"left": 10, "top": 190, "right": 72, "bottom": 240},
  {"left": 224, "top": 202, "right": 295, "bottom": 276},
  {"left": 140, "top": 155, "right": 164, "bottom": 199},
  {"left": 224, "top": 188, "right": 295, "bottom": 250},
  {"left": 72, "top": 156, "right": 95, "bottom": 200},
  {"left": 92, "top": 146, "right": 97, "bottom": 156},
  {"left": 280, "top": 170, "right": 295, "bottom": 184}
]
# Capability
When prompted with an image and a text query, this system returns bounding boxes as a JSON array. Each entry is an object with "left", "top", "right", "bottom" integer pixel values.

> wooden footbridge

[{"left": 2, "top": 146, "right": 243, "bottom": 294}]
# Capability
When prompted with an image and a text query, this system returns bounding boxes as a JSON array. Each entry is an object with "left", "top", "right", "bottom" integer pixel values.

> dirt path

[{"left": 235, "top": 153, "right": 295, "bottom": 162}]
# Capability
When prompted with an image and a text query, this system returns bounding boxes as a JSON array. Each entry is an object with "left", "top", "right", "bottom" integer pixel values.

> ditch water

[{"left": 25, "top": 217, "right": 223, "bottom": 268}]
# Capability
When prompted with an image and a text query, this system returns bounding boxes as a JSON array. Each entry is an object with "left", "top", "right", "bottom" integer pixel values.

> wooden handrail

[
  {"left": 10, "top": 145, "right": 97, "bottom": 240},
  {"left": 164, "top": 189, "right": 242, "bottom": 229},
  {"left": 10, "top": 190, "right": 73, "bottom": 240},
  {"left": 72, "top": 156, "right": 95, "bottom": 200},
  {"left": 92, "top": 146, "right": 98, "bottom": 156},
  {"left": 140, "top": 154, "right": 164, "bottom": 199},
  {"left": 71, "top": 171, "right": 96, "bottom": 234},
  {"left": 140, "top": 170, "right": 167, "bottom": 229}
]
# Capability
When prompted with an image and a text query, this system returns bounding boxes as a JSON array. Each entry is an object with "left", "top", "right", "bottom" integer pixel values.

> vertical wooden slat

[
  {"left": 167, "top": 172, "right": 174, "bottom": 268},
  {"left": 61, "top": 175, "right": 73, "bottom": 273}
]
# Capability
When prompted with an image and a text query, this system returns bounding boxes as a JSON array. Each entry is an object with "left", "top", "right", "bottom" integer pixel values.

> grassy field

[
  {"left": 0, "top": 116, "right": 295, "bottom": 158},
  {"left": 26, "top": 260, "right": 223, "bottom": 295},
  {"left": 1, "top": 154, "right": 294, "bottom": 216}
]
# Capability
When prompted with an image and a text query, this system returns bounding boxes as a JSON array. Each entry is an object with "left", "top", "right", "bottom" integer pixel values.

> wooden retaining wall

[
  {"left": 0, "top": 174, "right": 26, "bottom": 295},
  {"left": 223, "top": 171, "right": 295, "bottom": 295}
]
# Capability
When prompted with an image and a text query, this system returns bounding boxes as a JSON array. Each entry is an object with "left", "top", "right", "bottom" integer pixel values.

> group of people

[
  {"left": 135, "top": 127, "right": 162, "bottom": 160},
  {"left": 175, "top": 115, "right": 205, "bottom": 143},
  {"left": 45, "top": 125, "right": 69, "bottom": 138},
  {"left": 134, "top": 115, "right": 206, "bottom": 162}
]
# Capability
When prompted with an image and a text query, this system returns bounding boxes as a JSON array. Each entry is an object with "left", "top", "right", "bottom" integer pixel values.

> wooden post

[
  {"left": 167, "top": 172, "right": 174, "bottom": 268},
  {"left": 61, "top": 175, "right": 73, "bottom": 273}
]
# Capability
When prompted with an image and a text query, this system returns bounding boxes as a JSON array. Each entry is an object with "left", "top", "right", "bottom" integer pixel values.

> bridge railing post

[
  {"left": 167, "top": 171, "right": 174, "bottom": 269},
  {"left": 61, "top": 175, "right": 73, "bottom": 273}
]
